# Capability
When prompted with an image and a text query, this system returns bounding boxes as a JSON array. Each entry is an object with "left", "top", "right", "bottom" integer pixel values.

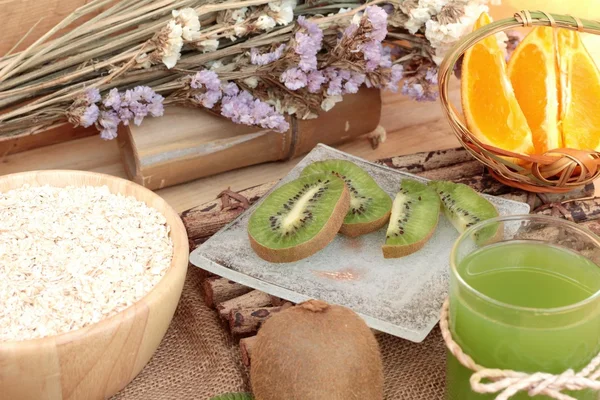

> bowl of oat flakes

[{"left": 0, "top": 170, "right": 189, "bottom": 400}]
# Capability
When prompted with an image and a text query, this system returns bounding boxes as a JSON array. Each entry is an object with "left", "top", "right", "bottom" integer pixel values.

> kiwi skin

[
  {"left": 248, "top": 185, "right": 350, "bottom": 263},
  {"left": 382, "top": 225, "right": 437, "bottom": 258},
  {"left": 251, "top": 299, "right": 384, "bottom": 400},
  {"left": 339, "top": 210, "right": 391, "bottom": 238}
]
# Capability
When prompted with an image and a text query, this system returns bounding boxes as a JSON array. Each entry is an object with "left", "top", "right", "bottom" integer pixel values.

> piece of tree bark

[
  {"left": 217, "top": 290, "right": 272, "bottom": 320},
  {"left": 181, "top": 181, "right": 276, "bottom": 245},
  {"left": 532, "top": 197, "right": 600, "bottom": 223},
  {"left": 229, "top": 303, "right": 291, "bottom": 336},
  {"left": 240, "top": 336, "right": 258, "bottom": 367},
  {"left": 377, "top": 147, "right": 475, "bottom": 173},
  {"left": 202, "top": 277, "right": 254, "bottom": 308},
  {"left": 417, "top": 160, "right": 484, "bottom": 181}
]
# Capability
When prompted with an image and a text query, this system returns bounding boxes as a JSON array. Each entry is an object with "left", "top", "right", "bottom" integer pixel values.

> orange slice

[
  {"left": 508, "top": 27, "right": 561, "bottom": 154},
  {"left": 461, "top": 13, "right": 535, "bottom": 159},
  {"left": 557, "top": 29, "right": 600, "bottom": 151}
]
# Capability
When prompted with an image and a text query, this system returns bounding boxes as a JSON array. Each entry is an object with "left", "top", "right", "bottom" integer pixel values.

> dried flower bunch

[{"left": 0, "top": 0, "right": 503, "bottom": 141}]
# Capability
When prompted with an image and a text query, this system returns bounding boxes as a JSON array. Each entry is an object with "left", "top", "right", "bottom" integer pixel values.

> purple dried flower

[
  {"left": 195, "top": 89, "right": 222, "bottom": 109},
  {"left": 97, "top": 85, "right": 164, "bottom": 129},
  {"left": 294, "top": 16, "right": 323, "bottom": 72},
  {"left": 262, "top": 113, "right": 289, "bottom": 131},
  {"left": 103, "top": 88, "right": 121, "bottom": 110},
  {"left": 85, "top": 88, "right": 101, "bottom": 104},
  {"left": 297, "top": 16, "right": 323, "bottom": 39},
  {"left": 362, "top": 41, "right": 383, "bottom": 72},
  {"left": 251, "top": 100, "right": 273, "bottom": 121},
  {"left": 147, "top": 96, "right": 165, "bottom": 117},
  {"left": 80, "top": 104, "right": 99, "bottom": 128},
  {"left": 386, "top": 64, "right": 404, "bottom": 93},
  {"left": 425, "top": 68, "right": 438, "bottom": 85},
  {"left": 344, "top": 72, "right": 366, "bottom": 94},
  {"left": 281, "top": 67, "right": 308, "bottom": 90},
  {"left": 118, "top": 107, "right": 134, "bottom": 126},
  {"left": 98, "top": 111, "right": 120, "bottom": 140},
  {"left": 307, "top": 70, "right": 327, "bottom": 93},
  {"left": 324, "top": 67, "right": 343, "bottom": 96},
  {"left": 401, "top": 80, "right": 437, "bottom": 101},
  {"left": 220, "top": 90, "right": 289, "bottom": 133},
  {"left": 344, "top": 23, "right": 359, "bottom": 37},
  {"left": 133, "top": 86, "right": 159, "bottom": 102},
  {"left": 222, "top": 82, "right": 240, "bottom": 96},
  {"left": 379, "top": 46, "right": 393, "bottom": 68},
  {"left": 191, "top": 70, "right": 221, "bottom": 91},
  {"left": 250, "top": 44, "right": 286, "bottom": 65},
  {"left": 365, "top": 5, "right": 388, "bottom": 42}
]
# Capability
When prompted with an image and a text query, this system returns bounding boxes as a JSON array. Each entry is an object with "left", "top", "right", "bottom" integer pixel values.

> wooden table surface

[{"left": 0, "top": 92, "right": 462, "bottom": 213}]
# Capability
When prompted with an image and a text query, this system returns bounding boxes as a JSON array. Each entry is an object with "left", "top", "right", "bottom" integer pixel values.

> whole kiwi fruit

[{"left": 250, "top": 299, "right": 384, "bottom": 400}]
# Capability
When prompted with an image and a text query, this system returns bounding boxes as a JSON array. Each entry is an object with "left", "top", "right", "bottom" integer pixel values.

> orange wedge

[
  {"left": 508, "top": 27, "right": 561, "bottom": 154},
  {"left": 461, "top": 13, "right": 535, "bottom": 160},
  {"left": 557, "top": 29, "right": 600, "bottom": 152}
]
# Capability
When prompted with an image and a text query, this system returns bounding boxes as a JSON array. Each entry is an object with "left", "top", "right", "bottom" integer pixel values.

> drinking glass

[{"left": 447, "top": 215, "right": 600, "bottom": 399}]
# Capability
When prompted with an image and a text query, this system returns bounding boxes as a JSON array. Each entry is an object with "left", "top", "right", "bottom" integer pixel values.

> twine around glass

[
  {"left": 438, "top": 10, "right": 600, "bottom": 194},
  {"left": 440, "top": 299, "right": 600, "bottom": 400}
]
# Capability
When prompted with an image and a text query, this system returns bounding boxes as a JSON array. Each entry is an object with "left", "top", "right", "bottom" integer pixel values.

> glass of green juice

[{"left": 448, "top": 214, "right": 600, "bottom": 400}]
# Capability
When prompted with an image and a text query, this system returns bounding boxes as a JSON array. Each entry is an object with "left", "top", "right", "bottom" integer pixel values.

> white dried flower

[
  {"left": 351, "top": 12, "right": 363, "bottom": 25},
  {"left": 198, "top": 39, "right": 219, "bottom": 53},
  {"left": 234, "top": 24, "right": 248, "bottom": 38},
  {"left": 419, "top": 0, "right": 446, "bottom": 14},
  {"left": 135, "top": 53, "right": 152, "bottom": 69},
  {"left": 231, "top": 7, "right": 248, "bottom": 23},
  {"left": 269, "top": 0, "right": 296, "bottom": 25},
  {"left": 161, "top": 20, "right": 184, "bottom": 69},
  {"left": 172, "top": 8, "right": 201, "bottom": 41},
  {"left": 321, "top": 95, "right": 343, "bottom": 111},
  {"left": 256, "top": 15, "right": 277, "bottom": 31},
  {"left": 243, "top": 77, "right": 259, "bottom": 88},
  {"left": 404, "top": 7, "right": 431, "bottom": 34},
  {"left": 425, "top": 1, "right": 492, "bottom": 65}
]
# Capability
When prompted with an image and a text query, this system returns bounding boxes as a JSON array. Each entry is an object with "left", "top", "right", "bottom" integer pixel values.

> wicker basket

[{"left": 438, "top": 10, "right": 600, "bottom": 193}]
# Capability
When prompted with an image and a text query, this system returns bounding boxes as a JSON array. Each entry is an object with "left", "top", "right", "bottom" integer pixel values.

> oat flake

[{"left": 0, "top": 184, "right": 173, "bottom": 341}]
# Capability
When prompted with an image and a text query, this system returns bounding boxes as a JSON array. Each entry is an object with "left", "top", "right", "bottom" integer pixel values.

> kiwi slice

[
  {"left": 301, "top": 160, "right": 392, "bottom": 237},
  {"left": 248, "top": 173, "right": 350, "bottom": 263},
  {"left": 382, "top": 179, "right": 441, "bottom": 258},
  {"left": 428, "top": 181, "right": 501, "bottom": 244}
]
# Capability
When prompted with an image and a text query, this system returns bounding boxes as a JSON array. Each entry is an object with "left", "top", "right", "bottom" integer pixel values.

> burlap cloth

[{"left": 112, "top": 267, "right": 446, "bottom": 400}]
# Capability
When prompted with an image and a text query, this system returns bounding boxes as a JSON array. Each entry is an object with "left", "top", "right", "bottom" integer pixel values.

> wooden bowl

[{"left": 0, "top": 170, "right": 189, "bottom": 400}]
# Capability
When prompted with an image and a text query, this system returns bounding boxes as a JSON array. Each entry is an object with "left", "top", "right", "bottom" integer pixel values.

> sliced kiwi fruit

[
  {"left": 428, "top": 180, "right": 501, "bottom": 245},
  {"left": 248, "top": 173, "right": 350, "bottom": 263},
  {"left": 251, "top": 299, "right": 384, "bottom": 400},
  {"left": 301, "top": 160, "right": 392, "bottom": 237},
  {"left": 382, "top": 179, "right": 441, "bottom": 258}
]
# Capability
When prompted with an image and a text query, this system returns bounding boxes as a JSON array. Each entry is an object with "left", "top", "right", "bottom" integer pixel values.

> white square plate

[{"left": 189, "top": 144, "right": 531, "bottom": 342}]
